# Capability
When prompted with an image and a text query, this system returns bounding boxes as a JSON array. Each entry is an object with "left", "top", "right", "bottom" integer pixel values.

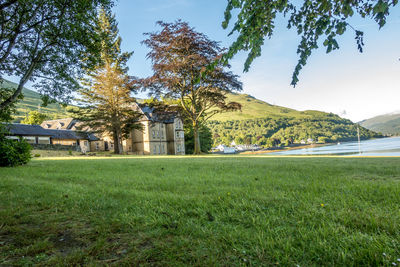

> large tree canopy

[
  {"left": 141, "top": 21, "right": 242, "bottom": 154},
  {"left": 0, "top": 0, "right": 113, "bottom": 115},
  {"left": 222, "top": 0, "right": 398, "bottom": 85}
]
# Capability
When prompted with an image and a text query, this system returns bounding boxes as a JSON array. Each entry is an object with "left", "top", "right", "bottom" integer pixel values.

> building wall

[
  {"left": 90, "top": 140, "right": 105, "bottom": 152},
  {"left": 149, "top": 142, "right": 168, "bottom": 155},
  {"left": 52, "top": 139, "right": 90, "bottom": 152},
  {"left": 52, "top": 139, "right": 77, "bottom": 146},
  {"left": 132, "top": 121, "right": 168, "bottom": 155},
  {"left": 166, "top": 118, "right": 185, "bottom": 155},
  {"left": 79, "top": 140, "right": 90, "bottom": 153},
  {"left": 132, "top": 121, "right": 146, "bottom": 154}
]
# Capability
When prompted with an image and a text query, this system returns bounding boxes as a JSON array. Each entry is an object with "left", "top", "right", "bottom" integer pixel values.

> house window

[
  {"left": 176, "top": 132, "right": 180, "bottom": 138},
  {"left": 95, "top": 142, "right": 99, "bottom": 150},
  {"left": 161, "top": 145, "right": 164, "bottom": 154},
  {"left": 153, "top": 145, "right": 156, "bottom": 154},
  {"left": 152, "top": 130, "right": 155, "bottom": 138},
  {"left": 84, "top": 141, "right": 88, "bottom": 146},
  {"left": 38, "top": 137, "right": 50, "bottom": 144},
  {"left": 23, "top": 136, "right": 36, "bottom": 144},
  {"left": 177, "top": 144, "right": 180, "bottom": 152},
  {"left": 157, "top": 131, "right": 159, "bottom": 138}
]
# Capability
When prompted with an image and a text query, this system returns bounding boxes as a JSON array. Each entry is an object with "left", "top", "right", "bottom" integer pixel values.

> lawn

[{"left": 1, "top": 156, "right": 399, "bottom": 266}]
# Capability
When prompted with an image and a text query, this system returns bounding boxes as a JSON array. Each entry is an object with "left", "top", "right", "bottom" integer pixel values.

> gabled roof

[
  {"left": 134, "top": 103, "right": 179, "bottom": 124},
  {"left": 41, "top": 118, "right": 75, "bottom": 130},
  {"left": 69, "top": 121, "right": 91, "bottom": 132},
  {"left": 4, "top": 123, "right": 53, "bottom": 136}
]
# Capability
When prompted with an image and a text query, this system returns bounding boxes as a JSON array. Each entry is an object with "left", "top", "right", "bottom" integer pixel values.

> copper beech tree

[{"left": 141, "top": 21, "right": 242, "bottom": 154}]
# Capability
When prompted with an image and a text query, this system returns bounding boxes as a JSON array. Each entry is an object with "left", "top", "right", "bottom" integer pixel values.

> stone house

[
  {"left": 46, "top": 129, "right": 98, "bottom": 153},
  {"left": 4, "top": 123, "right": 98, "bottom": 152},
  {"left": 40, "top": 105, "right": 185, "bottom": 155},
  {"left": 123, "top": 104, "right": 185, "bottom": 155},
  {"left": 5, "top": 123, "right": 53, "bottom": 145}
]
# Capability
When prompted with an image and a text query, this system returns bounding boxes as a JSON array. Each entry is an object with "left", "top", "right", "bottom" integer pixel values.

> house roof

[
  {"left": 41, "top": 118, "right": 75, "bottom": 130},
  {"left": 4, "top": 123, "right": 53, "bottom": 136},
  {"left": 3, "top": 123, "right": 99, "bottom": 141},
  {"left": 46, "top": 129, "right": 99, "bottom": 141},
  {"left": 136, "top": 104, "right": 179, "bottom": 124}
]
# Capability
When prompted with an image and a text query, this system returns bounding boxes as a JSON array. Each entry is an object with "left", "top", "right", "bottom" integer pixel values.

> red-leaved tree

[{"left": 141, "top": 21, "right": 242, "bottom": 154}]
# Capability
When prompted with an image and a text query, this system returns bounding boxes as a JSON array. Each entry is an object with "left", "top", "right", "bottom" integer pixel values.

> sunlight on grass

[{"left": 1, "top": 157, "right": 399, "bottom": 265}]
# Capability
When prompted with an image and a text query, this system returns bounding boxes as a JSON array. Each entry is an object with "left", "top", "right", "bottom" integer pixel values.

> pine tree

[{"left": 72, "top": 8, "right": 140, "bottom": 154}]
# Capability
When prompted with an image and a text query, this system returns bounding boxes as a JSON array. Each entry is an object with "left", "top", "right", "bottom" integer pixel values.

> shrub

[
  {"left": 34, "top": 154, "right": 41, "bottom": 157},
  {"left": 68, "top": 150, "right": 72, "bottom": 155},
  {"left": 0, "top": 136, "right": 32, "bottom": 167}
]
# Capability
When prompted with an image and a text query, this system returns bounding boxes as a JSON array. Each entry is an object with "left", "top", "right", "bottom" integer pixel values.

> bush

[
  {"left": 184, "top": 125, "right": 213, "bottom": 154},
  {"left": 0, "top": 136, "right": 32, "bottom": 167},
  {"left": 34, "top": 154, "right": 41, "bottom": 157}
]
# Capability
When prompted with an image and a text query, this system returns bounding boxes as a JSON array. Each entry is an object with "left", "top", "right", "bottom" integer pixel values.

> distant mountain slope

[
  {"left": 212, "top": 93, "right": 303, "bottom": 121},
  {"left": 208, "top": 94, "right": 381, "bottom": 147},
  {"left": 360, "top": 112, "right": 400, "bottom": 136},
  {"left": 212, "top": 93, "right": 342, "bottom": 121},
  {"left": 2, "top": 79, "right": 69, "bottom": 122}
]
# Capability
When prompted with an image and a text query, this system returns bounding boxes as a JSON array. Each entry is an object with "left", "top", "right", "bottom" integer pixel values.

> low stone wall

[{"left": 32, "top": 143, "right": 81, "bottom": 152}]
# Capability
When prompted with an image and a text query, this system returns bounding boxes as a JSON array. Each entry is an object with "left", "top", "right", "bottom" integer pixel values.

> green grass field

[{"left": 1, "top": 156, "right": 400, "bottom": 266}]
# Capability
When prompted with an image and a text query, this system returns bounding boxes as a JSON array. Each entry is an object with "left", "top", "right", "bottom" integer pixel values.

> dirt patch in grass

[{"left": 51, "top": 230, "right": 85, "bottom": 256}]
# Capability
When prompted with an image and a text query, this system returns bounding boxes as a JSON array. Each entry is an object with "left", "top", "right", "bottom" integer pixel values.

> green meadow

[{"left": 1, "top": 156, "right": 400, "bottom": 266}]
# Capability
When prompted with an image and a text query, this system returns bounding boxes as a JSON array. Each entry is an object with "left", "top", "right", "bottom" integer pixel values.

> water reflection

[{"left": 268, "top": 137, "right": 400, "bottom": 156}]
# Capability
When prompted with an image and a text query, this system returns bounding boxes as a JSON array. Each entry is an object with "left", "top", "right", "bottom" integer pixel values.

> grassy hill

[
  {"left": 211, "top": 93, "right": 302, "bottom": 121},
  {"left": 2, "top": 79, "right": 69, "bottom": 122},
  {"left": 212, "top": 93, "right": 346, "bottom": 121},
  {"left": 359, "top": 112, "right": 400, "bottom": 136}
]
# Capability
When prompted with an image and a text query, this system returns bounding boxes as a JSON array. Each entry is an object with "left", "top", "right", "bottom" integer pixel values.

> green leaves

[
  {"left": 0, "top": 0, "right": 114, "bottom": 113},
  {"left": 373, "top": 0, "right": 390, "bottom": 28},
  {"left": 222, "top": 0, "right": 397, "bottom": 86}
]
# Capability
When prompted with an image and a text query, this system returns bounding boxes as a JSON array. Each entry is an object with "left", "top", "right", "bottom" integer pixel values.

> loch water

[{"left": 268, "top": 137, "right": 400, "bottom": 156}]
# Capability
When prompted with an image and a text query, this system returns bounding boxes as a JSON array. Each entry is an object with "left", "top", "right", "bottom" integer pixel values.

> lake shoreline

[
  {"left": 261, "top": 136, "right": 400, "bottom": 156},
  {"left": 240, "top": 143, "right": 331, "bottom": 155}
]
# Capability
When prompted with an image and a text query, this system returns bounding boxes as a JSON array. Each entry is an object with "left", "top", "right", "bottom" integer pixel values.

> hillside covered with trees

[{"left": 207, "top": 110, "right": 381, "bottom": 147}]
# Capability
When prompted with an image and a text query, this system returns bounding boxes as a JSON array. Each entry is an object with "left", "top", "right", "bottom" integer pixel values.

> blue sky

[
  {"left": 112, "top": 0, "right": 400, "bottom": 122},
  {"left": 8, "top": 0, "right": 399, "bottom": 122}
]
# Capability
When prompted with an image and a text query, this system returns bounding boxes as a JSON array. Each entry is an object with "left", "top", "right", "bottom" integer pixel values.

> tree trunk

[
  {"left": 112, "top": 130, "right": 123, "bottom": 154},
  {"left": 0, "top": 73, "right": 29, "bottom": 111},
  {"left": 0, "top": 48, "right": 41, "bottom": 111},
  {"left": 193, "top": 122, "right": 201, "bottom": 155}
]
